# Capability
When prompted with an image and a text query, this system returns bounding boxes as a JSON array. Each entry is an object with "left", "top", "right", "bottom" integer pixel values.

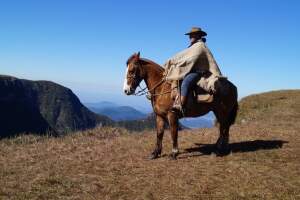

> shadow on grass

[{"left": 181, "top": 140, "right": 288, "bottom": 158}]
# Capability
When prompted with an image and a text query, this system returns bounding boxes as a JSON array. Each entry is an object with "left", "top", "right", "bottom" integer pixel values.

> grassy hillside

[
  {"left": 0, "top": 90, "right": 299, "bottom": 199},
  {"left": 237, "top": 90, "right": 300, "bottom": 126}
]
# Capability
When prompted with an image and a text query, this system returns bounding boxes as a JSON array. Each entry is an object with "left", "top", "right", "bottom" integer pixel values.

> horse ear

[{"left": 136, "top": 51, "right": 140, "bottom": 59}]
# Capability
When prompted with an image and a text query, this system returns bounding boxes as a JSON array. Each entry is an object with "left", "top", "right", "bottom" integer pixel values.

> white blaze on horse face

[{"left": 123, "top": 67, "right": 131, "bottom": 94}]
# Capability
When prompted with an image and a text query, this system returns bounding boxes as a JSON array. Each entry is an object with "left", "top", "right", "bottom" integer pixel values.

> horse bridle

[
  {"left": 126, "top": 62, "right": 143, "bottom": 91},
  {"left": 127, "top": 61, "right": 173, "bottom": 99},
  {"left": 126, "top": 61, "right": 150, "bottom": 96}
]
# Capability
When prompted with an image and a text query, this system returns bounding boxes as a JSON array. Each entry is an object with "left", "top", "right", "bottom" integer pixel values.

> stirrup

[
  {"left": 172, "top": 104, "right": 183, "bottom": 112},
  {"left": 171, "top": 95, "right": 185, "bottom": 114},
  {"left": 171, "top": 105, "right": 186, "bottom": 116}
]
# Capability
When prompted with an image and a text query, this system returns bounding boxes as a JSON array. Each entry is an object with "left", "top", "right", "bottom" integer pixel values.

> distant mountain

[
  {"left": 86, "top": 100, "right": 215, "bottom": 128},
  {"left": 0, "top": 75, "right": 113, "bottom": 137},
  {"left": 180, "top": 117, "right": 213, "bottom": 128},
  {"left": 115, "top": 113, "right": 156, "bottom": 131},
  {"left": 85, "top": 102, "right": 148, "bottom": 121},
  {"left": 180, "top": 112, "right": 215, "bottom": 128},
  {"left": 85, "top": 101, "right": 118, "bottom": 109},
  {"left": 115, "top": 113, "right": 189, "bottom": 131},
  {"left": 115, "top": 111, "right": 215, "bottom": 130}
]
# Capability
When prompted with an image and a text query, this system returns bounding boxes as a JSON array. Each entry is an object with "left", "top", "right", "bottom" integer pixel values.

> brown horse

[{"left": 123, "top": 52, "right": 238, "bottom": 159}]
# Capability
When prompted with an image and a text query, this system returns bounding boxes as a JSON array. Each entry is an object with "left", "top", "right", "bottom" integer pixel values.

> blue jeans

[{"left": 181, "top": 73, "right": 200, "bottom": 96}]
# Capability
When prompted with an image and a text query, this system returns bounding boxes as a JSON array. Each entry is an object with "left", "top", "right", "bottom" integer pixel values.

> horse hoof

[
  {"left": 169, "top": 153, "right": 178, "bottom": 160},
  {"left": 149, "top": 154, "right": 158, "bottom": 160},
  {"left": 215, "top": 147, "right": 230, "bottom": 156},
  {"left": 149, "top": 152, "right": 160, "bottom": 160},
  {"left": 215, "top": 150, "right": 225, "bottom": 157}
]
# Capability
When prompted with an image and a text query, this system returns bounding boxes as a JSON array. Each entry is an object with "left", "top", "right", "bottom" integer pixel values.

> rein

[{"left": 133, "top": 77, "right": 176, "bottom": 100}]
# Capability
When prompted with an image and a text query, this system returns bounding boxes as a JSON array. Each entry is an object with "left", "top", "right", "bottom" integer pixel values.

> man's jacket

[{"left": 164, "top": 40, "right": 222, "bottom": 81}]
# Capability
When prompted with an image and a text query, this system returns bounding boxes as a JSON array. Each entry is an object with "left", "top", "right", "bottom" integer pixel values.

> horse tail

[
  {"left": 228, "top": 84, "right": 238, "bottom": 126},
  {"left": 213, "top": 79, "right": 238, "bottom": 127},
  {"left": 228, "top": 101, "right": 238, "bottom": 126}
]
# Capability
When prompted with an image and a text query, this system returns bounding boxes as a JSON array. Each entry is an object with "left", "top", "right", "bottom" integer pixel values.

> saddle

[{"left": 171, "top": 80, "right": 214, "bottom": 103}]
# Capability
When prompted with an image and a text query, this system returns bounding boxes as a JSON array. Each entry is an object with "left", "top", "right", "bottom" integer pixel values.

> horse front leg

[
  {"left": 167, "top": 112, "right": 179, "bottom": 160},
  {"left": 149, "top": 115, "right": 165, "bottom": 159}
]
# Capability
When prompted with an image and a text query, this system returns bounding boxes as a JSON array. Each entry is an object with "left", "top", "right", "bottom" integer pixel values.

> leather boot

[{"left": 172, "top": 95, "right": 187, "bottom": 112}]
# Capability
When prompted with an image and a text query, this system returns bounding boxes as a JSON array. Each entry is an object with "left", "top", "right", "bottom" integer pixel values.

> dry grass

[
  {"left": 237, "top": 90, "right": 300, "bottom": 126},
  {"left": 1, "top": 90, "right": 300, "bottom": 200}
]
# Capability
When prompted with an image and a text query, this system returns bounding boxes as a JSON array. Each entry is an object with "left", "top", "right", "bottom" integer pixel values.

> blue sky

[{"left": 0, "top": 0, "right": 299, "bottom": 112}]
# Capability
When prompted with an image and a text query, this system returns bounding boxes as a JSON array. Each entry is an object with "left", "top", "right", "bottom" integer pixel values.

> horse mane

[
  {"left": 126, "top": 53, "right": 165, "bottom": 75},
  {"left": 139, "top": 58, "right": 165, "bottom": 73}
]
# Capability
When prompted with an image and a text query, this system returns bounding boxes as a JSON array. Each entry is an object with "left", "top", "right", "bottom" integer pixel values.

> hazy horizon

[{"left": 1, "top": 0, "right": 299, "bottom": 112}]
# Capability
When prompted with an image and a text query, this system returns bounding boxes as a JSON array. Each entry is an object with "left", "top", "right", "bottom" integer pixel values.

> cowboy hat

[{"left": 184, "top": 27, "right": 207, "bottom": 36}]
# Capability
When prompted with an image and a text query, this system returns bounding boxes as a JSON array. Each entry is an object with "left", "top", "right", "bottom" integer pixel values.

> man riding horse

[
  {"left": 163, "top": 27, "right": 223, "bottom": 112},
  {"left": 123, "top": 27, "right": 238, "bottom": 159}
]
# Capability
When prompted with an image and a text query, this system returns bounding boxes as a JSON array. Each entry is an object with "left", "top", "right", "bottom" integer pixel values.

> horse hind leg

[
  {"left": 214, "top": 81, "right": 238, "bottom": 155},
  {"left": 214, "top": 110, "right": 231, "bottom": 155},
  {"left": 216, "top": 123, "right": 230, "bottom": 155}
]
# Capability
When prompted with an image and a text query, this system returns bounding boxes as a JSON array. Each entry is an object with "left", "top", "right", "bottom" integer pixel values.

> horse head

[{"left": 123, "top": 52, "right": 145, "bottom": 95}]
